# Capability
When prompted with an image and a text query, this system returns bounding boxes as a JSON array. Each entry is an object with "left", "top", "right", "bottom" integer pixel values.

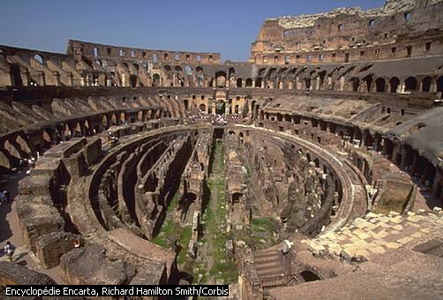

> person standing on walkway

[
  {"left": 3, "top": 190, "right": 10, "bottom": 203},
  {"left": 0, "top": 191, "right": 5, "bottom": 204},
  {"left": 4, "top": 241, "right": 14, "bottom": 261}
]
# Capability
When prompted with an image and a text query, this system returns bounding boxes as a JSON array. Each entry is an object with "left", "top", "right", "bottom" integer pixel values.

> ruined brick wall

[
  {"left": 250, "top": 0, "right": 443, "bottom": 64},
  {"left": 0, "top": 262, "right": 56, "bottom": 285}
]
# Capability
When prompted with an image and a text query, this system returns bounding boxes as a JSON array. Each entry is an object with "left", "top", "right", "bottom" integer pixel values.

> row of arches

[
  {"left": 349, "top": 76, "right": 441, "bottom": 93},
  {"left": 259, "top": 110, "right": 443, "bottom": 201},
  {"left": 0, "top": 107, "right": 170, "bottom": 171}
]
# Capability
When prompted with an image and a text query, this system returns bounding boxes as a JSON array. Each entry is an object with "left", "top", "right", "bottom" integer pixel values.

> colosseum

[{"left": 0, "top": 0, "right": 442, "bottom": 298}]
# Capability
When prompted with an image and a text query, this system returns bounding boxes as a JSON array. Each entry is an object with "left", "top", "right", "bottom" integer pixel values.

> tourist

[
  {"left": 3, "top": 190, "right": 10, "bottom": 203},
  {"left": 73, "top": 239, "right": 81, "bottom": 248},
  {"left": 0, "top": 191, "right": 5, "bottom": 204},
  {"left": 4, "top": 242, "right": 15, "bottom": 261}
]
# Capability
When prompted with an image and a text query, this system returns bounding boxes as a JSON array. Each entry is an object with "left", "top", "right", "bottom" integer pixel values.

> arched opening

[
  {"left": 199, "top": 103, "right": 206, "bottom": 112},
  {"left": 363, "top": 75, "right": 373, "bottom": 92},
  {"left": 318, "top": 71, "right": 326, "bottom": 89},
  {"left": 232, "top": 192, "right": 242, "bottom": 203},
  {"left": 0, "top": 151, "right": 10, "bottom": 170},
  {"left": 129, "top": 75, "right": 138, "bottom": 87},
  {"left": 255, "top": 77, "right": 262, "bottom": 88},
  {"left": 405, "top": 77, "right": 418, "bottom": 91},
  {"left": 421, "top": 76, "right": 432, "bottom": 92},
  {"left": 183, "top": 99, "right": 189, "bottom": 110},
  {"left": 9, "top": 64, "right": 23, "bottom": 86},
  {"left": 15, "top": 135, "right": 31, "bottom": 155},
  {"left": 438, "top": 76, "right": 443, "bottom": 98},
  {"left": 102, "top": 115, "right": 108, "bottom": 127},
  {"left": 33, "top": 54, "right": 43, "bottom": 64},
  {"left": 350, "top": 77, "right": 359, "bottom": 92},
  {"left": 152, "top": 74, "right": 160, "bottom": 86},
  {"left": 300, "top": 270, "right": 321, "bottom": 282},
  {"left": 245, "top": 78, "right": 253, "bottom": 87},
  {"left": 375, "top": 78, "right": 386, "bottom": 92},
  {"left": 4, "top": 140, "right": 21, "bottom": 159},
  {"left": 111, "top": 114, "right": 117, "bottom": 125},
  {"left": 215, "top": 100, "right": 225, "bottom": 115},
  {"left": 215, "top": 71, "right": 227, "bottom": 88},
  {"left": 390, "top": 77, "right": 400, "bottom": 93},
  {"left": 304, "top": 78, "right": 311, "bottom": 90},
  {"left": 152, "top": 53, "right": 158, "bottom": 63},
  {"left": 236, "top": 78, "right": 243, "bottom": 88},
  {"left": 234, "top": 105, "right": 239, "bottom": 114}
]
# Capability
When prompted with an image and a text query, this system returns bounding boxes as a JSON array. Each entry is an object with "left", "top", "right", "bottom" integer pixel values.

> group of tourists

[{"left": 3, "top": 241, "right": 14, "bottom": 261}]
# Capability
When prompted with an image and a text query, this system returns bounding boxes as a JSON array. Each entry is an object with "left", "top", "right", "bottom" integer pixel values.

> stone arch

[
  {"left": 63, "top": 123, "right": 72, "bottom": 139},
  {"left": 304, "top": 78, "right": 311, "bottom": 90},
  {"left": 184, "top": 65, "right": 193, "bottom": 75},
  {"left": 33, "top": 54, "right": 44, "bottom": 64},
  {"left": 111, "top": 114, "right": 117, "bottom": 125},
  {"left": 421, "top": 76, "right": 432, "bottom": 92},
  {"left": 42, "top": 129, "right": 52, "bottom": 144},
  {"left": 375, "top": 77, "right": 386, "bottom": 92},
  {"left": 4, "top": 139, "right": 21, "bottom": 159},
  {"left": 199, "top": 103, "right": 206, "bottom": 112},
  {"left": 129, "top": 75, "right": 138, "bottom": 87},
  {"left": 15, "top": 134, "right": 32, "bottom": 155},
  {"left": 234, "top": 105, "right": 239, "bottom": 114},
  {"left": 349, "top": 77, "right": 359, "bottom": 92},
  {"left": 215, "top": 71, "right": 227, "bottom": 88},
  {"left": 405, "top": 77, "right": 418, "bottom": 91},
  {"left": 390, "top": 77, "right": 400, "bottom": 93},
  {"left": 183, "top": 99, "right": 189, "bottom": 110},
  {"left": 102, "top": 115, "right": 108, "bottom": 127},
  {"left": 255, "top": 77, "right": 263, "bottom": 88},
  {"left": 0, "top": 150, "right": 10, "bottom": 170},
  {"left": 236, "top": 78, "right": 243, "bottom": 88},
  {"left": 245, "top": 78, "right": 253, "bottom": 87},
  {"left": 152, "top": 53, "right": 158, "bottom": 62},
  {"left": 152, "top": 73, "right": 160, "bottom": 87},
  {"left": 362, "top": 75, "right": 373, "bottom": 92},
  {"left": 437, "top": 76, "right": 443, "bottom": 98}
]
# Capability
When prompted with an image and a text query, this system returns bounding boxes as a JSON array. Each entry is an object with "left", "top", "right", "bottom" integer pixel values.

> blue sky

[{"left": 0, "top": 0, "right": 385, "bottom": 61}]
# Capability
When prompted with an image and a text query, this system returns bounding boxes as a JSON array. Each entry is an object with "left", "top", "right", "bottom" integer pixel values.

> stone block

[
  {"left": 60, "top": 244, "right": 136, "bottom": 285},
  {"left": 0, "top": 262, "right": 56, "bottom": 285},
  {"left": 82, "top": 138, "right": 102, "bottom": 166},
  {"left": 36, "top": 232, "right": 84, "bottom": 269}
]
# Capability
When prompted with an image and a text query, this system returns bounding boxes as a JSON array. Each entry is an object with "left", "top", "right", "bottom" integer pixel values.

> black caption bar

[{"left": 5, "top": 285, "right": 230, "bottom": 297}]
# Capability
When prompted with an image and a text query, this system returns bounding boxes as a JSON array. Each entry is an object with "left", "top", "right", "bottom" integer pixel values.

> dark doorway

[{"left": 300, "top": 270, "right": 321, "bottom": 282}]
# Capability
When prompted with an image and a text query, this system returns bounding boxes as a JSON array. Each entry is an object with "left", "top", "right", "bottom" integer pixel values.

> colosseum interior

[{"left": 0, "top": 0, "right": 443, "bottom": 299}]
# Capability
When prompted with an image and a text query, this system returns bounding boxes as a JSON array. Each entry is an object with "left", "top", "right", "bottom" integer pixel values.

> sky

[{"left": 0, "top": 0, "right": 385, "bottom": 62}]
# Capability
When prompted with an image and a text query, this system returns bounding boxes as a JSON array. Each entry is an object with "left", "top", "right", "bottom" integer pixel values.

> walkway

[
  {"left": 303, "top": 209, "right": 443, "bottom": 261},
  {"left": 0, "top": 170, "right": 63, "bottom": 283}
]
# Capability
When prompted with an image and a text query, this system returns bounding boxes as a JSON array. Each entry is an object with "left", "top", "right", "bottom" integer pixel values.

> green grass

[
  {"left": 167, "top": 191, "right": 181, "bottom": 213},
  {"left": 152, "top": 219, "right": 176, "bottom": 248},
  {"left": 251, "top": 217, "right": 275, "bottom": 232},
  {"left": 203, "top": 141, "right": 238, "bottom": 284},
  {"left": 177, "top": 226, "right": 193, "bottom": 264},
  {"left": 153, "top": 191, "right": 193, "bottom": 265}
]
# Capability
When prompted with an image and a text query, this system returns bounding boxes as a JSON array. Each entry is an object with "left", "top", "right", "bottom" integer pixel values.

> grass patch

[
  {"left": 203, "top": 141, "right": 238, "bottom": 284},
  {"left": 251, "top": 217, "right": 275, "bottom": 232},
  {"left": 152, "top": 219, "right": 177, "bottom": 248},
  {"left": 167, "top": 191, "right": 181, "bottom": 213},
  {"left": 177, "top": 226, "right": 192, "bottom": 264}
]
